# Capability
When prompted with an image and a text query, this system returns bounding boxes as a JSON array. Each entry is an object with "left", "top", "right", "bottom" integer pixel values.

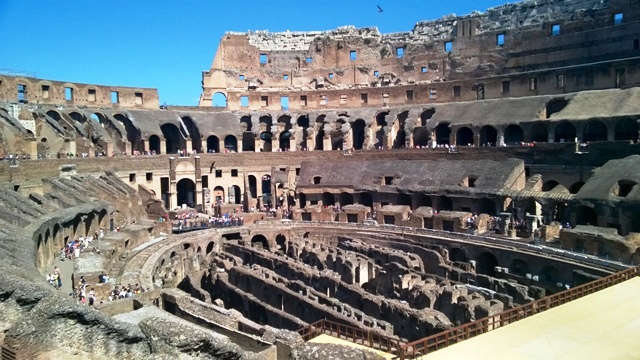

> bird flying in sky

[{"left": 377, "top": 5, "right": 384, "bottom": 12}]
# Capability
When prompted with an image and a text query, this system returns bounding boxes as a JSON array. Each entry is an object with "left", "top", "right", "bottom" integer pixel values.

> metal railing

[
  {"left": 298, "top": 319, "right": 405, "bottom": 355},
  {"left": 399, "top": 265, "right": 640, "bottom": 359},
  {"left": 1, "top": 345, "right": 17, "bottom": 360}
]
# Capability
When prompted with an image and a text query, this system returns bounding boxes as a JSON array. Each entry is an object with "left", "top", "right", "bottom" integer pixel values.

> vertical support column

[
  {"left": 497, "top": 128, "right": 505, "bottom": 147},
  {"left": 168, "top": 157, "right": 176, "bottom": 209},
  {"left": 161, "top": 139, "right": 167, "bottom": 155},
  {"left": 344, "top": 128, "right": 353, "bottom": 150},
  {"left": 194, "top": 156, "right": 202, "bottom": 209},
  {"left": 473, "top": 130, "right": 481, "bottom": 147},
  {"left": 255, "top": 135, "right": 263, "bottom": 152},
  {"left": 323, "top": 135, "right": 332, "bottom": 151},
  {"left": 272, "top": 133, "right": 280, "bottom": 152},
  {"left": 185, "top": 139, "right": 192, "bottom": 153},
  {"left": 449, "top": 127, "right": 457, "bottom": 147},
  {"left": 201, "top": 140, "right": 208, "bottom": 153},
  {"left": 125, "top": 141, "right": 132, "bottom": 156},
  {"left": 547, "top": 131, "right": 555, "bottom": 143}
]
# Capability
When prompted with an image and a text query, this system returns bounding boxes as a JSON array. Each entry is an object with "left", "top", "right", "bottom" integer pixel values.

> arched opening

[
  {"left": 176, "top": 178, "right": 196, "bottom": 208},
  {"left": 332, "top": 119, "right": 346, "bottom": 150},
  {"left": 181, "top": 116, "right": 202, "bottom": 152},
  {"left": 436, "top": 196, "right": 453, "bottom": 211},
  {"left": 206, "top": 241, "right": 214, "bottom": 254},
  {"left": 248, "top": 175, "right": 257, "bottom": 199},
  {"left": 261, "top": 174, "right": 271, "bottom": 205},
  {"left": 207, "top": 136, "right": 220, "bottom": 153},
  {"left": 583, "top": 120, "right": 608, "bottom": 142},
  {"left": 530, "top": 122, "right": 548, "bottom": 143},
  {"left": 413, "top": 127, "right": 430, "bottom": 147},
  {"left": 456, "top": 127, "right": 474, "bottom": 146},
  {"left": 212, "top": 92, "right": 228, "bottom": 107},
  {"left": 339, "top": 192, "right": 354, "bottom": 206},
  {"left": 504, "top": 124, "right": 524, "bottom": 145},
  {"left": 275, "top": 234, "right": 287, "bottom": 254},
  {"left": 322, "top": 192, "right": 335, "bottom": 206},
  {"left": 114, "top": 113, "right": 143, "bottom": 153},
  {"left": 576, "top": 206, "right": 598, "bottom": 226},
  {"left": 352, "top": 119, "right": 366, "bottom": 150},
  {"left": 435, "top": 123, "right": 451, "bottom": 145},
  {"left": 542, "top": 180, "right": 559, "bottom": 192},
  {"left": 224, "top": 135, "right": 237, "bottom": 152},
  {"left": 555, "top": 122, "right": 576, "bottom": 143},
  {"left": 479, "top": 125, "right": 497, "bottom": 146},
  {"left": 541, "top": 265, "right": 560, "bottom": 283},
  {"left": 260, "top": 132, "right": 272, "bottom": 152},
  {"left": 160, "top": 123, "right": 185, "bottom": 154},
  {"left": 297, "top": 115, "right": 310, "bottom": 150},
  {"left": 213, "top": 186, "right": 225, "bottom": 204},
  {"left": 231, "top": 185, "right": 242, "bottom": 204},
  {"left": 546, "top": 98, "right": 568, "bottom": 118},
  {"left": 298, "top": 193, "right": 307, "bottom": 208},
  {"left": 392, "top": 111, "right": 409, "bottom": 149},
  {"left": 240, "top": 116, "right": 255, "bottom": 152},
  {"left": 478, "top": 198, "right": 495, "bottom": 215},
  {"left": 509, "top": 259, "right": 530, "bottom": 277},
  {"left": 420, "top": 108, "right": 435, "bottom": 126},
  {"left": 279, "top": 131, "right": 291, "bottom": 151},
  {"left": 449, "top": 248, "right": 467, "bottom": 262},
  {"left": 359, "top": 193, "right": 373, "bottom": 208},
  {"left": 475, "top": 252, "right": 499, "bottom": 276},
  {"left": 148, "top": 135, "right": 161, "bottom": 154},
  {"left": 414, "top": 194, "right": 432, "bottom": 209},
  {"left": 614, "top": 118, "right": 638, "bottom": 141},
  {"left": 375, "top": 112, "right": 388, "bottom": 149},
  {"left": 569, "top": 182, "right": 585, "bottom": 194},
  {"left": 315, "top": 115, "right": 326, "bottom": 150},
  {"left": 251, "top": 234, "right": 269, "bottom": 250}
]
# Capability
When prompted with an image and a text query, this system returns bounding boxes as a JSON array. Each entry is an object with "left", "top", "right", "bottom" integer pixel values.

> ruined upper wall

[
  {"left": 200, "top": 0, "right": 640, "bottom": 109},
  {"left": 0, "top": 75, "right": 160, "bottom": 110}
]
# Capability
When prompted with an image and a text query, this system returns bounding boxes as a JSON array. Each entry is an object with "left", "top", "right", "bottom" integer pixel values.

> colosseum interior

[{"left": 1, "top": 0, "right": 640, "bottom": 359}]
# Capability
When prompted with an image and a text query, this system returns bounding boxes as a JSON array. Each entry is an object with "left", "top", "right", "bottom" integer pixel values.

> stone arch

[
  {"left": 576, "top": 205, "right": 598, "bottom": 226},
  {"left": 435, "top": 123, "right": 451, "bottom": 145},
  {"left": 541, "top": 265, "right": 560, "bottom": 283},
  {"left": 114, "top": 113, "right": 143, "bottom": 153},
  {"left": 331, "top": 119, "right": 346, "bottom": 150},
  {"left": 315, "top": 115, "right": 326, "bottom": 151},
  {"left": 614, "top": 118, "right": 638, "bottom": 141},
  {"left": 240, "top": 116, "right": 255, "bottom": 152},
  {"left": 160, "top": 123, "right": 185, "bottom": 154},
  {"left": 569, "top": 182, "right": 585, "bottom": 194},
  {"left": 374, "top": 111, "right": 388, "bottom": 149},
  {"left": 555, "top": 122, "right": 576, "bottom": 143},
  {"left": 231, "top": 185, "right": 242, "bottom": 204},
  {"left": 297, "top": 115, "right": 310, "bottom": 150},
  {"left": 456, "top": 127, "right": 474, "bottom": 146},
  {"left": 352, "top": 119, "right": 366, "bottom": 150},
  {"left": 339, "top": 192, "right": 354, "bottom": 206},
  {"left": 479, "top": 125, "right": 497, "bottom": 146},
  {"left": 546, "top": 98, "right": 568, "bottom": 118},
  {"left": 392, "top": 111, "right": 409, "bottom": 149},
  {"left": 449, "top": 248, "right": 467, "bottom": 262},
  {"left": 436, "top": 196, "right": 453, "bottom": 211},
  {"left": 413, "top": 127, "right": 430, "bottom": 147},
  {"left": 530, "top": 122, "right": 548, "bottom": 143},
  {"left": 176, "top": 178, "right": 196, "bottom": 208},
  {"left": 181, "top": 116, "right": 202, "bottom": 152},
  {"left": 207, "top": 135, "right": 220, "bottom": 153},
  {"left": 213, "top": 186, "right": 225, "bottom": 204},
  {"left": 261, "top": 174, "right": 271, "bottom": 203},
  {"left": 248, "top": 175, "right": 257, "bottom": 199},
  {"left": 504, "top": 124, "right": 524, "bottom": 145},
  {"left": 275, "top": 234, "right": 287, "bottom": 253},
  {"left": 475, "top": 251, "right": 499, "bottom": 276},
  {"left": 149, "top": 135, "right": 161, "bottom": 154},
  {"left": 322, "top": 192, "right": 335, "bottom": 206},
  {"left": 251, "top": 234, "right": 269, "bottom": 250},
  {"left": 420, "top": 108, "right": 436, "bottom": 126},
  {"left": 509, "top": 259, "right": 530, "bottom": 276},
  {"left": 298, "top": 193, "right": 307, "bottom": 208},
  {"left": 206, "top": 241, "right": 215, "bottom": 254},
  {"left": 583, "top": 120, "right": 607, "bottom": 142},
  {"left": 224, "top": 135, "right": 238, "bottom": 152},
  {"left": 279, "top": 130, "right": 292, "bottom": 151},
  {"left": 212, "top": 92, "right": 228, "bottom": 107},
  {"left": 542, "top": 180, "right": 559, "bottom": 192}
]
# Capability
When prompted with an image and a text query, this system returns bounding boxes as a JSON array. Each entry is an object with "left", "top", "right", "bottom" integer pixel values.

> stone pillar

[
  {"left": 170, "top": 181, "right": 177, "bottom": 209},
  {"left": 185, "top": 139, "right": 192, "bottom": 153},
  {"left": 125, "top": 141, "right": 132, "bottom": 156},
  {"left": 547, "top": 132, "right": 554, "bottom": 143},
  {"left": 449, "top": 128, "right": 457, "bottom": 147},
  {"left": 272, "top": 134, "right": 280, "bottom": 152},
  {"left": 161, "top": 139, "right": 167, "bottom": 155},
  {"left": 607, "top": 127, "right": 615, "bottom": 141},
  {"left": 344, "top": 129, "right": 353, "bottom": 150},
  {"left": 201, "top": 140, "right": 208, "bottom": 153},
  {"left": 194, "top": 156, "right": 202, "bottom": 209},
  {"left": 255, "top": 135, "right": 263, "bottom": 152},
  {"left": 474, "top": 131, "right": 481, "bottom": 147},
  {"left": 499, "top": 212, "right": 512, "bottom": 236},
  {"left": 526, "top": 214, "right": 540, "bottom": 237},
  {"left": 497, "top": 128, "right": 505, "bottom": 147},
  {"left": 106, "top": 142, "right": 113, "bottom": 157},
  {"left": 323, "top": 136, "right": 332, "bottom": 151}
]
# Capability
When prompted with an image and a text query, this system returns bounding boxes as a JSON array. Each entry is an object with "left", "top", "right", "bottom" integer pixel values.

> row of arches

[{"left": 450, "top": 249, "right": 560, "bottom": 283}]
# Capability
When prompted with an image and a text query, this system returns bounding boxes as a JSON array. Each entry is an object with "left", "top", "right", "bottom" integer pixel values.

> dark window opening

[
  {"left": 476, "top": 84, "right": 485, "bottom": 100},
  {"left": 135, "top": 92, "right": 143, "bottom": 105},
  {"left": 300, "top": 95, "right": 307, "bottom": 106},
  {"left": 146, "top": 172, "right": 153, "bottom": 181},
  {"left": 556, "top": 74, "right": 565, "bottom": 88},
  {"left": 215, "top": 170, "right": 222, "bottom": 178},
  {"left": 551, "top": 24, "right": 560, "bottom": 36},
  {"left": 502, "top": 80, "right": 510, "bottom": 93},
  {"left": 313, "top": 176, "right": 321, "bottom": 184},
  {"left": 421, "top": 67, "right": 427, "bottom": 73},
  {"left": 88, "top": 88, "right": 96, "bottom": 102},
  {"left": 616, "top": 180, "right": 636, "bottom": 197},
  {"left": 635, "top": 39, "right": 639, "bottom": 50},
  {"left": 406, "top": 90, "right": 414, "bottom": 101},
  {"left": 41, "top": 85, "right": 50, "bottom": 99},
  {"left": 497, "top": 33, "right": 505, "bottom": 46},
  {"left": 616, "top": 69, "right": 626, "bottom": 88},
  {"left": 453, "top": 86, "right": 461, "bottom": 97},
  {"left": 361, "top": 93, "right": 368, "bottom": 104},
  {"left": 17, "top": 84, "right": 27, "bottom": 101},
  {"left": 295, "top": 168, "right": 300, "bottom": 176},
  {"left": 111, "top": 91, "right": 119, "bottom": 103},
  {"left": 231, "top": 169, "right": 238, "bottom": 177},
  {"left": 129, "top": 173, "right": 136, "bottom": 182},
  {"left": 384, "top": 176, "right": 393, "bottom": 185},
  {"left": 468, "top": 177, "right": 477, "bottom": 187}
]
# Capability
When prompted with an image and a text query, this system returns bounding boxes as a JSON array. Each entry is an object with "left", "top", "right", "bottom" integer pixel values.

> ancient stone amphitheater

[{"left": 1, "top": 0, "right": 640, "bottom": 359}]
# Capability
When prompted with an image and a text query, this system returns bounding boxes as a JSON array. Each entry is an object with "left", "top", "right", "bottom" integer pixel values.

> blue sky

[{"left": 0, "top": 0, "right": 511, "bottom": 106}]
